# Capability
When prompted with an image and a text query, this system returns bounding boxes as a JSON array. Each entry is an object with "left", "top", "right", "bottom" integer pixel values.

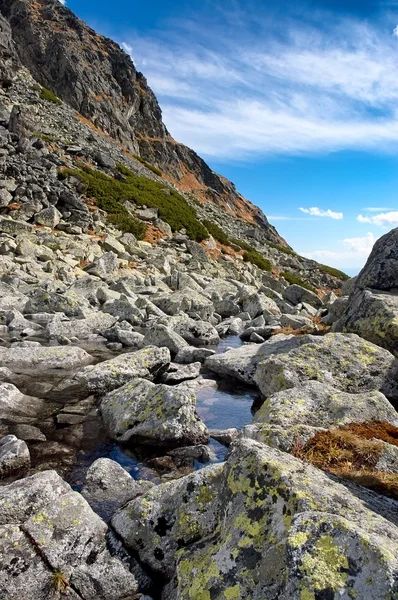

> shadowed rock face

[{"left": 0, "top": 0, "right": 285, "bottom": 238}]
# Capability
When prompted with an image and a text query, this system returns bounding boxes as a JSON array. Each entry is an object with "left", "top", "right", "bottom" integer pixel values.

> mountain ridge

[{"left": 0, "top": 0, "right": 286, "bottom": 243}]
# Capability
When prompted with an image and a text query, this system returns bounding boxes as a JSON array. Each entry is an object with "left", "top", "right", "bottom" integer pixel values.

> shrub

[
  {"left": 281, "top": 271, "right": 317, "bottom": 293},
  {"left": 265, "top": 240, "right": 297, "bottom": 256},
  {"left": 61, "top": 164, "right": 207, "bottom": 242},
  {"left": 243, "top": 249, "right": 272, "bottom": 272},
  {"left": 319, "top": 264, "right": 350, "bottom": 281},
  {"left": 40, "top": 87, "right": 62, "bottom": 105},
  {"left": 107, "top": 212, "right": 146, "bottom": 238},
  {"left": 133, "top": 155, "right": 162, "bottom": 177},
  {"left": 202, "top": 219, "right": 229, "bottom": 245},
  {"left": 230, "top": 238, "right": 253, "bottom": 252}
]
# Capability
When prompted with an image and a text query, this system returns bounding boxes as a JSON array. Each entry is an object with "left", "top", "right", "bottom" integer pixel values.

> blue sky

[{"left": 62, "top": 0, "right": 398, "bottom": 274}]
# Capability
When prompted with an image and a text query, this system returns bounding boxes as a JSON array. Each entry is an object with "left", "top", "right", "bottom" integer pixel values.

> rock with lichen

[
  {"left": 254, "top": 333, "right": 398, "bottom": 401},
  {"left": 245, "top": 381, "right": 398, "bottom": 452},
  {"left": 51, "top": 346, "right": 171, "bottom": 399},
  {"left": 111, "top": 463, "right": 224, "bottom": 578},
  {"left": 163, "top": 439, "right": 398, "bottom": 599},
  {"left": 0, "top": 470, "right": 137, "bottom": 600},
  {"left": 100, "top": 377, "right": 208, "bottom": 447},
  {"left": 333, "top": 289, "right": 398, "bottom": 357}
]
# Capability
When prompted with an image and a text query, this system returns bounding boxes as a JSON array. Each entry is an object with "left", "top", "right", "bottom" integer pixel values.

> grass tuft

[
  {"left": 280, "top": 271, "right": 317, "bottom": 294},
  {"left": 293, "top": 420, "right": 398, "bottom": 501},
  {"left": 39, "top": 87, "right": 62, "bottom": 105},
  {"left": 133, "top": 155, "right": 162, "bottom": 176},
  {"left": 202, "top": 219, "right": 229, "bottom": 245}
]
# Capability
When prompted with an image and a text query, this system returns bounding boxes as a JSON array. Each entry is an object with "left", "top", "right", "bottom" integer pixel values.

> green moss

[
  {"left": 265, "top": 240, "right": 297, "bottom": 256},
  {"left": 39, "top": 87, "right": 62, "bottom": 105}
]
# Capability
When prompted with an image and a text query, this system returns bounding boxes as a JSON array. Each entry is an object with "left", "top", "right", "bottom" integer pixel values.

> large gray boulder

[
  {"left": 0, "top": 383, "right": 57, "bottom": 423},
  {"left": 334, "top": 289, "right": 398, "bottom": 357},
  {"left": 0, "top": 470, "right": 137, "bottom": 600},
  {"left": 51, "top": 346, "right": 171, "bottom": 399},
  {"left": 0, "top": 345, "right": 93, "bottom": 376},
  {"left": 46, "top": 312, "right": 117, "bottom": 340},
  {"left": 254, "top": 333, "right": 398, "bottom": 400},
  {"left": 283, "top": 283, "right": 322, "bottom": 308},
  {"left": 100, "top": 377, "right": 208, "bottom": 447},
  {"left": 112, "top": 463, "right": 224, "bottom": 578},
  {"left": 171, "top": 317, "right": 220, "bottom": 347},
  {"left": 354, "top": 226, "right": 398, "bottom": 290},
  {"left": 248, "top": 381, "right": 398, "bottom": 451},
  {"left": 0, "top": 434, "right": 30, "bottom": 478},
  {"left": 81, "top": 458, "right": 153, "bottom": 520},
  {"left": 205, "top": 334, "right": 302, "bottom": 385},
  {"left": 164, "top": 439, "right": 398, "bottom": 599},
  {"left": 143, "top": 324, "right": 188, "bottom": 354}
]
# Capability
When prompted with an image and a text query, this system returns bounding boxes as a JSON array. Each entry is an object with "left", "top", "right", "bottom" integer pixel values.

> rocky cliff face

[{"left": 0, "top": 0, "right": 281, "bottom": 235}]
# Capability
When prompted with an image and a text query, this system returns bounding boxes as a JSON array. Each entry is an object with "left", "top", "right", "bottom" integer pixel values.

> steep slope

[{"left": 0, "top": 0, "right": 283, "bottom": 239}]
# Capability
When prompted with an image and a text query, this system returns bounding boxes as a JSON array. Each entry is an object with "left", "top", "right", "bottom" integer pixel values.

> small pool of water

[{"left": 67, "top": 335, "right": 258, "bottom": 488}]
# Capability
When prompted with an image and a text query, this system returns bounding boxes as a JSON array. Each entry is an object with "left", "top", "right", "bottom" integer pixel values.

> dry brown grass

[{"left": 293, "top": 421, "right": 398, "bottom": 501}]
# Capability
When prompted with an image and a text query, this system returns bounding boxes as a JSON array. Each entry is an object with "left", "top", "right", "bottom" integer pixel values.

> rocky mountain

[
  {"left": 0, "top": 0, "right": 284, "bottom": 235},
  {"left": 1, "top": 1, "right": 398, "bottom": 599}
]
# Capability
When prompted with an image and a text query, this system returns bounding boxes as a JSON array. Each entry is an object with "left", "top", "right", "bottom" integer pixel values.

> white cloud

[
  {"left": 342, "top": 232, "right": 377, "bottom": 254},
  {"left": 394, "top": 25, "right": 398, "bottom": 37},
  {"left": 119, "top": 10, "right": 398, "bottom": 160},
  {"left": 299, "top": 207, "right": 343, "bottom": 219},
  {"left": 362, "top": 206, "right": 395, "bottom": 212},
  {"left": 59, "top": 0, "right": 66, "bottom": 4},
  {"left": 301, "top": 232, "right": 377, "bottom": 268},
  {"left": 357, "top": 211, "right": 398, "bottom": 226}
]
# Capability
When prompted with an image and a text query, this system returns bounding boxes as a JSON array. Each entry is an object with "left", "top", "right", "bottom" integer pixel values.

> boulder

[
  {"left": 283, "top": 283, "right": 322, "bottom": 308},
  {"left": 152, "top": 289, "right": 214, "bottom": 320},
  {"left": 205, "top": 334, "right": 302, "bottom": 385},
  {"left": 334, "top": 289, "right": 398, "bottom": 357},
  {"left": 0, "top": 470, "right": 137, "bottom": 599},
  {"left": 51, "top": 346, "right": 171, "bottom": 399},
  {"left": 0, "top": 345, "right": 93, "bottom": 376},
  {"left": 160, "top": 362, "right": 201, "bottom": 384},
  {"left": 46, "top": 312, "right": 117, "bottom": 340},
  {"left": 280, "top": 313, "right": 315, "bottom": 330},
  {"left": 174, "top": 346, "right": 215, "bottom": 364},
  {"left": 34, "top": 206, "right": 62, "bottom": 228},
  {"left": 241, "top": 293, "right": 281, "bottom": 319},
  {"left": 24, "top": 289, "right": 88, "bottom": 317},
  {"left": 254, "top": 333, "right": 398, "bottom": 400},
  {"left": 100, "top": 377, "right": 208, "bottom": 447},
  {"left": 0, "top": 383, "right": 57, "bottom": 423},
  {"left": 143, "top": 324, "right": 188, "bottom": 355},
  {"left": 0, "top": 434, "right": 30, "bottom": 478},
  {"left": 85, "top": 251, "right": 119, "bottom": 279},
  {"left": 81, "top": 458, "right": 153, "bottom": 520},
  {"left": 111, "top": 464, "right": 224, "bottom": 578},
  {"left": 165, "top": 439, "right": 398, "bottom": 599},
  {"left": 250, "top": 381, "right": 398, "bottom": 451},
  {"left": 354, "top": 226, "right": 398, "bottom": 291},
  {"left": 172, "top": 317, "right": 220, "bottom": 347}
]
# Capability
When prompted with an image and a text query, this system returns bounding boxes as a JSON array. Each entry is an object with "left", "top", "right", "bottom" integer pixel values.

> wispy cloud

[
  {"left": 120, "top": 6, "right": 398, "bottom": 160},
  {"left": 299, "top": 207, "right": 343, "bottom": 219},
  {"left": 357, "top": 210, "right": 398, "bottom": 226},
  {"left": 362, "top": 206, "right": 395, "bottom": 212},
  {"left": 302, "top": 232, "right": 378, "bottom": 267}
]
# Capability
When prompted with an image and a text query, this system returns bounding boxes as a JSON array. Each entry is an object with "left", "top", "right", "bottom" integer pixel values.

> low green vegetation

[
  {"left": 39, "top": 87, "right": 62, "bottom": 105},
  {"left": 231, "top": 238, "right": 272, "bottom": 271},
  {"left": 61, "top": 164, "right": 207, "bottom": 241},
  {"left": 202, "top": 219, "right": 229, "bottom": 245},
  {"left": 265, "top": 240, "right": 297, "bottom": 256},
  {"left": 281, "top": 271, "right": 317, "bottom": 293},
  {"left": 243, "top": 249, "right": 272, "bottom": 271},
  {"left": 133, "top": 155, "right": 162, "bottom": 177},
  {"left": 319, "top": 264, "right": 350, "bottom": 281},
  {"left": 33, "top": 131, "right": 58, "bottom": 143}
]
